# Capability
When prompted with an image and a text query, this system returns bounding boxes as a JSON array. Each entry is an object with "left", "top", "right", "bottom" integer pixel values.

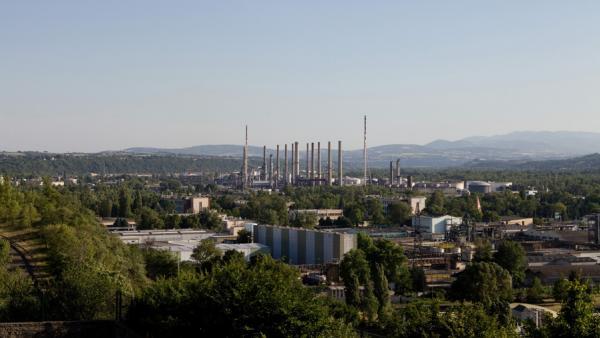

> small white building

[{"left": 412, "top": 215, "right": 462, "bottom": 239}]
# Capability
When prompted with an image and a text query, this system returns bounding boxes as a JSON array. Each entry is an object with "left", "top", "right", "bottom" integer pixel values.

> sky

[{"left": 1, "top": 1, "right": 600, "bottom": 152}]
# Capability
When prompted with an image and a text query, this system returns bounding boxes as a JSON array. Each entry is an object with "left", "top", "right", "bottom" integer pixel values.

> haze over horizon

[{"left": 2, "top": 1, "right": 600, "bottom": 152}]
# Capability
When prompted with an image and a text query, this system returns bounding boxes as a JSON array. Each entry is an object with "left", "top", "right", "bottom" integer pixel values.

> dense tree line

[
  {"left": 128, "top": 252, "right": 356, "bottom": 337},
  {"left": 0, "top": 152, "right": 256, "bottom": 176},
  {"left": 0, "top": 179, "right": 146, "bottom": 321}
]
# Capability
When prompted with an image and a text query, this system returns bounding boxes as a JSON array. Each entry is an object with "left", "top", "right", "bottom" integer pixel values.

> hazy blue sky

[{"left": 2, "top": 1, "right": 600, "bottom": 152}]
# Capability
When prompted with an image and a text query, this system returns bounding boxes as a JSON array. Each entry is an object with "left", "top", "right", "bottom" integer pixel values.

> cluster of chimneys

[
  {"left": 244, "top": 141, "right": 344, "bottom": 189},
  {"left": 389, "top": 159, "right": 401, "bottom": 187},
  {"left": 241, "top": 125, "right": 345, "bottom": 189}
]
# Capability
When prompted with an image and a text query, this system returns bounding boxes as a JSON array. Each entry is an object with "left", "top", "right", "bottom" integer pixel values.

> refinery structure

[{"left": 236, "top": 116, "right": 405, "bottom": 190}]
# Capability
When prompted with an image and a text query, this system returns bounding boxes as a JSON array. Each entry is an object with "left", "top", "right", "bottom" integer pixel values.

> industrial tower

[{"left": 363, "top": 115, "right": 367, "bottom": 186}]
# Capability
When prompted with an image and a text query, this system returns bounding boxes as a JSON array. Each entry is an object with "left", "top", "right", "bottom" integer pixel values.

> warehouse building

[{"left": 253, "top": 225, "right": 356, "bottom": 265}]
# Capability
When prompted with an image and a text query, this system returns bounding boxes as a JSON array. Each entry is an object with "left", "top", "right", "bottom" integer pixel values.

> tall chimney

[
  {"left": 310, "top": 142, "right": 315, "bottom": 183},
  {"left": 306, "top": 143, "right": 310, "bottom": 179},
  {"left": 275, "top": 145, "right": 280, "bottom": 189},
  {"left": 317, "top": 142, "right": 321, "bottom": 183},
  {"left": 389, "top": 161, "right": 394, "bottom": 187},
  {"left": 290, "top": 143, "right": 294, "bottom": 184},
  {"left": 262, "top": 146, "right": 267, "bottom": 180},
  {"left": 395, "top": 159, "right": 400, "bottom": 186},
  {"left": 338, "top": 140, "right": 343, "bottom": 186},
  {"left": 363, "top": 115, "right": 367, "bottom": 186},
  {"left": 327, "top": 141, "right": 332, "bottom": 186},
  {"left": 269, "top": 154, "right": 273, "bottom": 183},
  {"left": 294, "top": 142, "right": 300, "bottom": 180},
  {"left": 284, "top": 144, "right": 289, "bottom": 186},
  {"left": 242, "top": 125, "right": 248, "bottom": 189}
]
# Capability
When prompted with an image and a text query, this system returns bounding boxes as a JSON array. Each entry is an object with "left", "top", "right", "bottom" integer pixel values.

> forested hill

[
  {"left": 0, "top": 152, "right": 259, "bottom": 176},
  {"left": 466, "top": 153, "right": 600, "bottom": 171}
]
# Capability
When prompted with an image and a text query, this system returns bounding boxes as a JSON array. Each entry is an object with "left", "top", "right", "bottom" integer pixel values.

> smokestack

[
  {"left": 275, "top": 145, "right": 280, "bottom": 189},
  {"left": 395, "top": 159, "right": 400, "bottom": 186},
  {"left": 407, "top": 175, "right": 413, "bottom": 190},
  {"left": 269, "top": 154, "right": 273, "bottom": 183},
  {"left": 338, "top": 140, "right": 343, "bottom": 186},
  {"left": 242, "top": 125, "right": 248, "bottom": 189},
  {"left": 291, "top": 142, "right": 296, "bottom": 184},
  {"left": 363, "top": 115, "right": 367, "bottom": 186},
  {"left": 294, "top": 142, "right": 299, "bottom": 180},
  {"left": 310, "top": 142, "right": 315, "bottom": 183},
  {"left": 389, "top": 161, "right": 393, "bottom": 187},
  {"left": 262, "top": 146, "right": 267, "bottom": 180},
  {"left": 306, "top": 143, "right": 309, "bottom": 179},
  {"left": 327, "top": 141, "right": 332, "bottom": 186},
  {"left": 284, "top": 144, "right": 289, "bottom": 186},
  {"left": 317, "top": 142, "right": 321, "bottom": 183}
]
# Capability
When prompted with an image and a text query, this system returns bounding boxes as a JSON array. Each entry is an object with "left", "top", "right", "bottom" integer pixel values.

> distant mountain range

[
  {"left": 466, "top": 153, "right": 600, "bottom": 171},
  {"left": 125, "top": 131, "right": 600, "bottom": 168}
]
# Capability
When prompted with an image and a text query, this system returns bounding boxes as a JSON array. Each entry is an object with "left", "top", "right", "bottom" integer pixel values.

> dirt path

[{"left": 1, "top": 233, "right": 41, "bottom": 290}]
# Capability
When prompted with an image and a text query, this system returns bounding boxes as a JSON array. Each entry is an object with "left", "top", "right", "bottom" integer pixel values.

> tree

[
  {"left": 113, "top": 217, "right": 129, "bottom": 228},
  {"left": 553, "top": 278, "right": 570, "bottom": 302},
  {"left": 357, "top": 232, "right": 374, "bottom": 252},
  {"left": 132, "top": 190, "right": 143, "bottom": 213},
  {"left": 128, "top": 255, "right": 357, "bottom": 337},
  {"left": 425, "top": 191, "right": 446, "bottom": 216},
  {"left": 142, "top": 248, "right": 179, "bottom": 280},
  {"left": 450, "top": 262, "right": 513, "bottom": 320},
  {"left": 198, "top": 210, "right": 222, "bottom": 229},
  {"left": 344, "top": 273, "right": 361, "bottom": 308},
  {"left": 137, "top": 207, "right": 164, "bottom": 230},
  {"left": 530, "top": 278, "right": 600, "bottom": 338},
  {"left": 164, "top": 214, "right": 181, "bottom": 229},
  {"left": 340, "top": 249, "right": 371, "bottom": 288},
  {"left": 527, "top": 277, "right": 545, "bottom": 303},
  {"left": 0, "top": 240, "right": 10, "bottom": 267},
  {"left": 0, "top": 269, "right": 40, "bottom": 321},
  {"left": 118, "top": 188, "right": 132, "bottom": 218},
  {"left": 290, "top": 212, "right": 318, "bottom": 229},
  {"left": 344, "top": 203, "right": 365, "bottom": 226},
  {"left": 191, "top": 239, "right": 222, "bottom": 272},
  {"left": 236, "top": 229, "right": 252, "bottom": 244},
  {"left": 17, "top": 203, "right": 41, "bottom": 228},
  {"left": 373, "top": 263, "right": 391, "bottom": 319},
  {"left": 388, "top": 201, "right": 411, "bottom": 225},
  {"left": 554, "top": 278, "right": 600, "bottom": 336},
  {"left": 368, "top": 239, "right": 411, "bottom": 293},
  {"left": 366, "top": 198, "right": 385, "bottom": 225},
  {"left": 473, "top": 239, "right": 494, "bottom": 262},
  {"left": 410, "top": 267, "right": 426, "bottom": 293},
  {"left": 494, "top": 240, "right": 527, "bottom": 285}
]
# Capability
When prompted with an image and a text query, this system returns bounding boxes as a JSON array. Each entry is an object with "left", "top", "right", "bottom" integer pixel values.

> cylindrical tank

[{"left": 468, "top": 181, "right": 491, "bottom": 194}]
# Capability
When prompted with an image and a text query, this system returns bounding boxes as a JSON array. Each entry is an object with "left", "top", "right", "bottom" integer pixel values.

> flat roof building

[{"left": 253, "top": 224, "right": 356, "bottom": 265}]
